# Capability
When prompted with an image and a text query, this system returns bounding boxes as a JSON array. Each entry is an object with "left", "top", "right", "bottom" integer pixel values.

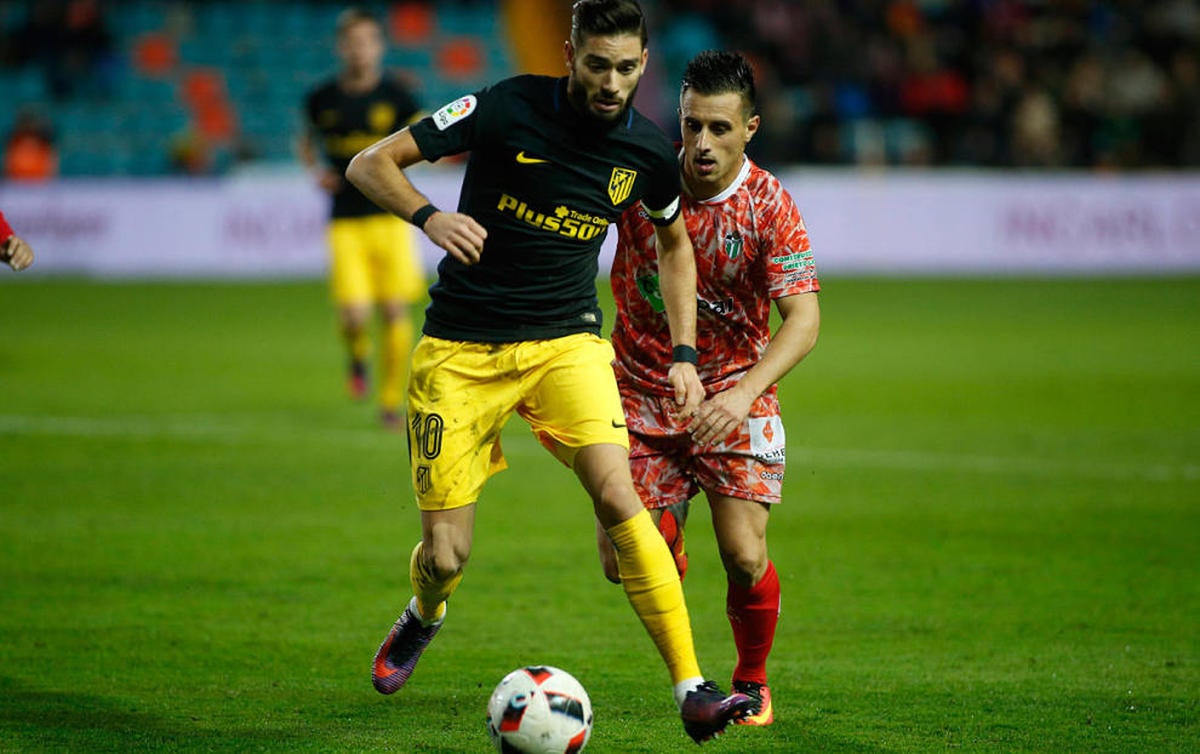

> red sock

[{"left": 726, "top": 560, "right": 780, "bottom": 685}]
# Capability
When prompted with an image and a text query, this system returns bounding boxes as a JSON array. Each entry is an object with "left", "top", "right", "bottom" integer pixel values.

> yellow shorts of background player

[
  {"left": 327, "top": 214, "right": 424, "bottom": 305},
  {"left": 406, "top": 333, "right": 629, "bottom": 511}
]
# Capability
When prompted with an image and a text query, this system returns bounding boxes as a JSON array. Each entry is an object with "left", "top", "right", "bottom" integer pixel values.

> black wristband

[
  {"left": 672, "top": 345, "right": 698, "bottom": 365},
  {"left": 411, "top": 204, "right": 439, "bottom": 229}
]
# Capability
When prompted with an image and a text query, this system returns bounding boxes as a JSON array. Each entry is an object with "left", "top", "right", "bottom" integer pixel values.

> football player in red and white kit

[
  {"left": 599, "top": 50, "right": 821, "bottom": 727},
  {"left": 0, "top": 211, "right": 33, "bottom": 272}
]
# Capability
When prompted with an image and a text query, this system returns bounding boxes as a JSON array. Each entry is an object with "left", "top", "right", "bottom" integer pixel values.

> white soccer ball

[{"left": 486, "top": 665, "right": 593, "bottom": 754}]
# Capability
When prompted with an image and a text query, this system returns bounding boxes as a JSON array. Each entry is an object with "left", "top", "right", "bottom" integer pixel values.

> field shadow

[
  {"left": 0, "top": 676, "right": 500, "bottom": 753},
  {"left": 0, "top": 676, "right": 189, "bottom": 751},
  {"left": 0, "top": 676, "right": 321, "bottom": 752}
]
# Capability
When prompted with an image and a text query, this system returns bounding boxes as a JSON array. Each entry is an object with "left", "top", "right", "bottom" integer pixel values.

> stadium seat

[
  {"left": 132, "top": 32, "right": 178, "bottom": 77},
  {"left": 35, "top": 0, "right": 516, "bottom": 176},
  {"left": 389, "top": 2, "right": 436, "bottom": 46},
  {"left": 436, "top": 37, "right": 486, "bottom": 81}
]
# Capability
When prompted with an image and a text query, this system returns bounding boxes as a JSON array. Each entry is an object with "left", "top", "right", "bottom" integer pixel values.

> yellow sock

[
  {"left": 409, "top": 541, "right": 462, "bottom": 624},
  {"left": 607, "top": 510, "right": 703, "bottom": 685},
  {"left": 380, "top": 316, "right": 413, "bottom": 410}
]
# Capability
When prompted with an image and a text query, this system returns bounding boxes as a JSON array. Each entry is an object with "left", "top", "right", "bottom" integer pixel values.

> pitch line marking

[{"left": 0, "top": 413, "right": 389, "bottom": 449}]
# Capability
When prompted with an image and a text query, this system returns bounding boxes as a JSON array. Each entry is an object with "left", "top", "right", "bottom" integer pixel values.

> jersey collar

[{"left": 680, "top": 153, "right": 753, "bottom": 204}]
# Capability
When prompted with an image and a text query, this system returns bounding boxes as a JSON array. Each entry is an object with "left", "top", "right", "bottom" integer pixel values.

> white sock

[
  {"left": 673, "top": 676, "right": 705, "bottom": 708},
  {"left": 408, "top": 596, "right": 445, "bottom": 627}
]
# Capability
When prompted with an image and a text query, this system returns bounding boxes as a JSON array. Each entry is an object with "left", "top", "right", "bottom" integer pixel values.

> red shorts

[{"left": 620, "top": 385, "right": 786, "bottom": 507}]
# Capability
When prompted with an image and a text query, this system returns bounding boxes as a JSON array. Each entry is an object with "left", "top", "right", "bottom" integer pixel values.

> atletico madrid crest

[{"left": 608, "top": 167, "right": 637, "bottom": 205}]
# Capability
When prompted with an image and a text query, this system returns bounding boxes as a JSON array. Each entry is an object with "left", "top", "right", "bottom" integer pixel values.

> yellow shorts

[
  {"left": 406, "top": 333, "right": 629, "bottom": 511},
  {"left": 327, "top": 214, "right": 424, "bottom": 305}
]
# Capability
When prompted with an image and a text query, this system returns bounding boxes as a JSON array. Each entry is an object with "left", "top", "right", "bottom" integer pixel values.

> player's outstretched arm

[
  {"left": 346, "top": 128, "right": 487, "bottom": 265},
  {"left": 295, "top": 129, "right": 341, "bottom": 194},
  {"left": 2, "top": 235, "right": 34, "bottom": 272},
  {"left": 654, "top": 214, "right": 703, "bottom": 414},
  {"left": 689, "top": 292, "right": 820, "bottom": 445}
]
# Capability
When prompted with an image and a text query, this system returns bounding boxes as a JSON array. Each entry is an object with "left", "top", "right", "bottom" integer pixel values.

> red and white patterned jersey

[{"left": 611, "top": 156, "right": 819, "bottom": 397}]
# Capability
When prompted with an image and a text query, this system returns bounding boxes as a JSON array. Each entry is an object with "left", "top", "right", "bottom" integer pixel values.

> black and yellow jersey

[
  {"left": 409, "top": 74, "right": 681, "bottom": 343},
  {"left": 304, "top": 73, "right": 421, "bottom": 218}
]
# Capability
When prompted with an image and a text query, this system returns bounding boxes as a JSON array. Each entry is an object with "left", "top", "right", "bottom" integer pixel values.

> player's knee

[
  {"left": 431, "top": 553, "right": 466, "bottom": 583},
  {"left": 339, "top": 305, "right": 370, "bottom": 330},
  {"left": 381, "top": 301, "right": 410, "bottom": 322},
  {"left": 591, "top": 477, "right": 641, "bottom": 526},
  {"left": 721, "top": 548, "right": 767, "bottom": 588},
  {"left": 423, "top": 543, "right": 468, "bottom": 582},
  {"left": 576, "top": 448, "right": 642, "bottom": 526}
]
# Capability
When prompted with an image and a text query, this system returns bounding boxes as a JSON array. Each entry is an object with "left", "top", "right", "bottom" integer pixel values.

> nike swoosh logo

[
  {"left": 516, "top": 151, "right": 549, "bottom": 164},
  {"left": 612, "top": 420, "right": 627, "bottom": 428}
]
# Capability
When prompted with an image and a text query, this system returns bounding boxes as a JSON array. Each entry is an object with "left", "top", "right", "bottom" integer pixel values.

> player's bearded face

[
  {"left": 566, "top": 33, "right": 647, "bottom": 123},
  {"left": 680, "top": 90, "right": 760, "bottom": 200}
]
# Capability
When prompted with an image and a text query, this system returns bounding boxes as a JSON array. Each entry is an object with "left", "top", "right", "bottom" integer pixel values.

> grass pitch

[{"left": 0, "top": 277, "right": 1196, "bottom": 752}]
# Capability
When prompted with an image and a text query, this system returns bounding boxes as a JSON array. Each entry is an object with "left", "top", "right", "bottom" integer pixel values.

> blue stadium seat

[
  {"left": 0, "top": 67, "right": 48, "bottom": 105},
  {"left": 40, "top": 0, "right": 516, "bottom": 175}
]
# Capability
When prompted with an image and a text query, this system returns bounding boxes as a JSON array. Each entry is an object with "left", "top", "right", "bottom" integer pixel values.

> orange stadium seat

[
  {"left": 179, "top": 69, "right": 236, "bottom": 143},
  {"left": 389, "top": 2, "right": 435, "bottom": 46},
  {"left": 196, "top": 104, "right": 236, "bottom": 143},
  {"left": 180, "top": 68, "right": 228, "bottom": 110},
  {"left": 436, "top": 37, "right": 485, "bottom": 81},
  {"left": 132, "top": 32, "right": 178, "bottom": 78}
]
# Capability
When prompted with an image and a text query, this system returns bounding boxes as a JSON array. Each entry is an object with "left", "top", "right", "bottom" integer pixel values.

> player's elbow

[
  {"left": 344, "top": 146, "right": 380, "bottom": 190},
  {"left": 345, "top": 141, "right": 391, "bottom": 189}
]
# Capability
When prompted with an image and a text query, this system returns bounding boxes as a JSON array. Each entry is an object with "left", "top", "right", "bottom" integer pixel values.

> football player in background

[
  {"left": 345, "top": 0, "right": 754, "bottom": 742},
  {"left": 299, "top": 7, "right": 424, "bottom": 429},
  {"left": 599, "top": 50, "right": 822, "bottom": 727},
  {"left": 0, "top": 210, "right": 34, "bottom": 271}
]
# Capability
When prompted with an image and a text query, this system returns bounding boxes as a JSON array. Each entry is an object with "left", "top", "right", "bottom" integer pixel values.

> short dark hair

[
  {"left": 335, "top": 7, "right": 381, "bottom": 37},
  {"left": 681, "top": 50, "right": 758, "bottom": 118},
  {"left": 570, "top": 0, "right": 647, "bottom": 48}
]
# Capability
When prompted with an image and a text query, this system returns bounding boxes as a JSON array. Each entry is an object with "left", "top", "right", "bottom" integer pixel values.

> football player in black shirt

[
  {"left": 348, "top": 0, "right": 753, "bottom": 743},
  {"left": 299, "top": 8, "right": 424, "bottom": 429}
]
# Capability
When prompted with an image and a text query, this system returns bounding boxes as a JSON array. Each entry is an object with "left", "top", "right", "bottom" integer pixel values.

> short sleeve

[
  {"left": 408, "top": 87, "right": 495, "bottom": 162},
  {"left": 762, "top": 187, "right": 820, "bottom": 297},
  {"left": 640, "top": 149, "right": 682, "bottom": 226}
]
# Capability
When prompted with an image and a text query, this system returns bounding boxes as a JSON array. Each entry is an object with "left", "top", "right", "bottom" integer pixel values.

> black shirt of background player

[
  {"left": 305, "top": 74, "right": 421, "bottom": 219},
  {"left": 409, "top": 75, "right": 681, "bottom": 343}
]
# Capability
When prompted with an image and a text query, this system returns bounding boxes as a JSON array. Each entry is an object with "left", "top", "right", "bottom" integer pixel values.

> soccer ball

[{"left": 486, "top": 666, "right": 593, "bottom": 754}]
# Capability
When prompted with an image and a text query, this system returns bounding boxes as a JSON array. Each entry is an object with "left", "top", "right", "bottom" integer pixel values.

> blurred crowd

[
  {"left": 1, "top": 0, "right": 115, "bottom": 101},
  {"left": 651, "top": 0, "right": 1200, "bottom": 169},
  {"left": 3, "top": 0, "right": 1199, "bottom": 175},
  {"left": 1, "top": 0, "right": 112, "bottom": 180}
]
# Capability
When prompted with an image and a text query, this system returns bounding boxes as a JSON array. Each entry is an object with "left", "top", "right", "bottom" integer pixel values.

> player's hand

[
  {"left": 2, "top": 236, "right": 33, "bottom": 272},
  {"left": 667, "top": 361, "right": 704, "bottom": 419},
  {"left": 688, "top": 383, "right": 754, "bottom": 446},
  {"left": 424, "top": 211, "right": 487, "bottom": 265},
  {"left": 315, "top": 168, "right": 341, "bottom": 193}
]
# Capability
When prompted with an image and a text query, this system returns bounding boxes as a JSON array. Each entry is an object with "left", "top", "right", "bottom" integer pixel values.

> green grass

[{"left": 0, "top": 276, "right": 1196, "bottom": 753}]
